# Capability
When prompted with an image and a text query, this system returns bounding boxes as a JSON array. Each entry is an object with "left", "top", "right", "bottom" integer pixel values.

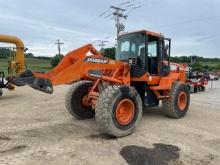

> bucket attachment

[{"left": 9, "top": 70, "right": 53, "bottom": 94}]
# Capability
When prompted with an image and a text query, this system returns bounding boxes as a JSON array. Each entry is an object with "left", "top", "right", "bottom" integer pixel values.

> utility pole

[
  {"left": 111, "top": 6, "right": 127, "bottom": 40},
  {"left": 55, "top": 39, "right": 64, "bottom": 55},
  {"left": 99, "top": 40, "right": 109, "bottom": 52}
]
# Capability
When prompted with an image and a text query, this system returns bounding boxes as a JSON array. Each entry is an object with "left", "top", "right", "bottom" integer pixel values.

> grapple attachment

[{"left": 9, "top": 70, "right": 53, "bottom": 94}]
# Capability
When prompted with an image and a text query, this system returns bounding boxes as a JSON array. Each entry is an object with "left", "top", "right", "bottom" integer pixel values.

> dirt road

[{"left": 0, "top": 81, "right": 220, "bottom": 165}]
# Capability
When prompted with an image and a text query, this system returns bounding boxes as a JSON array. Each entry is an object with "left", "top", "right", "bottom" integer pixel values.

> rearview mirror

[
  {"left": 128, "top": 58, "right": 137, "bottom": 65},
  {"left": 164, "top": 44, "right": 169, "bottom": 51},
  {"left": 164, "top": 44, "right": 169, "bottom": 58}
]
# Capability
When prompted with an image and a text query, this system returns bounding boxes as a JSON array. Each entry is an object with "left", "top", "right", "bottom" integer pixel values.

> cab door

[
  {"left": 147, "top": 39, "right": 159, "bottom": 75},
  {"left": 130, "top": 34, "right": 147, "bottom": 78},
  {"left": 158, "top": 38, "right": 171, "bottom": 77}
]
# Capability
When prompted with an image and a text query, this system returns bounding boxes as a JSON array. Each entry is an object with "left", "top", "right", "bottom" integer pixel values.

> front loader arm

[
  {"left": 38, "top": 44, "right": 101, "bottom": 77},
  {"left": 33, "top": 44, "right": 102, "bottom": 82},
  {"left": 9, "top": 44, "right": 128, "bottom": 94},
  {"left": 9, "top": 44, "right": 102, "bottom": 93}
]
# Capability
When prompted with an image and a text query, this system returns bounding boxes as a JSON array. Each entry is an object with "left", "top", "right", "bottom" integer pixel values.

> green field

[
  {"left": 201, "top": 61, "right": 220, "bottom": 67},
  {"left": 0, "top": 58, "right": 52, "bottom": 76},
  {"left": 1, "top": 58, "right": 219, "bottom": 77}
]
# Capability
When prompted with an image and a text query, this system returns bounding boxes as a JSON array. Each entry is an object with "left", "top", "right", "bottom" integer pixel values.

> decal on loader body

[{"left": 85, "top": 57, "right": 109, "bottom": 64}]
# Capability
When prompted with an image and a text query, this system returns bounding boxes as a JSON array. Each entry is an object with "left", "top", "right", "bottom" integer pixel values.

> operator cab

[{"left": 116, "top": 30, "right": 171, "bottom": 78}]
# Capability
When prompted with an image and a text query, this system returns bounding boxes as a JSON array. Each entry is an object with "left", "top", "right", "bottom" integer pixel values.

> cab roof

[{"left": 119, "top": 29, "right": 164, "bottom": 38}]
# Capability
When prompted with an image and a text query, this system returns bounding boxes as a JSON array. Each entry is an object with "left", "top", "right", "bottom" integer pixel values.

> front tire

[
  {"left": 95, "top": 86, "right": 142, "bottom": 137},
  {"left": 162, "top": 82, "right": 190, "bottom": 119},
  {"left": 65, "top": 80, "right": 95, "bottom": 120}
]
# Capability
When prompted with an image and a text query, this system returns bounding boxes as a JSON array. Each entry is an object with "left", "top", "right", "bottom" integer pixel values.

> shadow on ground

[
  {"left": 142, "top": 106, "right": 167, "bottom": 118},
  {"left": 120, "top": 143, "right": 182, "bottom": 165}
]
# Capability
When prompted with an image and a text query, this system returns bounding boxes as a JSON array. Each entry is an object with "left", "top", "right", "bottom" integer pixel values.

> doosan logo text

[{"left": 85, "top": 57, "right": 109, "bottom": 64}]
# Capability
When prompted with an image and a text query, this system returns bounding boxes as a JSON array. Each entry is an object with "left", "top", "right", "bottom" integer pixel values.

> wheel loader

[
  {"left": 10, "top": 30, "right": 190, "bottom": 137},
  {"left": 0, "top": 34, "right": 26, "bottom": 96}
]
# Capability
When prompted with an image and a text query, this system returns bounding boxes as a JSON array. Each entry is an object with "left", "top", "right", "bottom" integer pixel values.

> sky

[{"left": 0, "top": 0, "right": 219, "bottom": 57}]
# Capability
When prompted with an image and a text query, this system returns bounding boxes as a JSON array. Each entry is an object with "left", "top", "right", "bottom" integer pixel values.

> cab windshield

[{"left": 116, "top": 33, "right": 146, "bottom": 61}]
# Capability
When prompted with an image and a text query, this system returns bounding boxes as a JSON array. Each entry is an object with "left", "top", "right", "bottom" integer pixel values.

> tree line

[
  {"left": 0, "top": 47, "right": 219, "bottom": 71},
  {"left": 0, "top": 48, "right": 51, "bottom": 60},
  {"left": 0, "top": 47, "right": 61, "bottom": 67},
  {"left": 102, "top": 48, "right": 220, "bottom": 72}
]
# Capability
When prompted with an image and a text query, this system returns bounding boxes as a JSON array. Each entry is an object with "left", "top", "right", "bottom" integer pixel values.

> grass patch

[
  {"left": 201, "top": 61, "right": 219, "bottom": 67},
  {"left": 0, "top": 58, "right": 52, "bottom": 76}
]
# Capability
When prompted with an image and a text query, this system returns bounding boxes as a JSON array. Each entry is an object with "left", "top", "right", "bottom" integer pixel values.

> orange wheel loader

[{"left": 10, "top": 30, "right": 190, "bottom": 137}]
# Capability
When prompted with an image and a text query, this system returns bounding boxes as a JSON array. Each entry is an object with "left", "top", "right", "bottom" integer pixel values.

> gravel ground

[{"left": 0, "top": 80, "right": 219, "bottom": 165}]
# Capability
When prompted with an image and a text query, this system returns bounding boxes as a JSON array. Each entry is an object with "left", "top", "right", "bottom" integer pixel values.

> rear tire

[
  {"left": 162, "top": 82, "right": 190, "bottom": 119},
  {"left": 187, "top": 84, "right": 191, "bottom": 93},
  {"left": 201, "top": 86, "right": 205, "bottom": 92},
  {"left": 65, "top": 80, "right": 95, "bottom": 120},
  {"left": 194, "top": 86, "right": 198, "bottom": 93},
  {"left": 95, "top": 86, "right": 142, "bottom": 137},
  {"left": 198, "top": 86, "right": 202, "bottom": 92},
  {"left": 0, "top": 88, "right": 2, "bottom": 96}
]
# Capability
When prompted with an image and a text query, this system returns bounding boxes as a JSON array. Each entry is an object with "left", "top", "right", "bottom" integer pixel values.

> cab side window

[
  {"left": 148, "top": 39, "right": 158, "bottom": 74},
  {"left": 121, "top": 41, "right": 130, "bottom": 52},
  {"left": 148, "top": 41, "right": 157, "bottom": 57}
]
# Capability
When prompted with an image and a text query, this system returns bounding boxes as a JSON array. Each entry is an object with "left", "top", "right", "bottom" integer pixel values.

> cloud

[
  {"left": 0, "top": 0, "right": 220, "bottom": 57},
  {"left": 0, "top": 15, "right": 92, "bottom": 37}
]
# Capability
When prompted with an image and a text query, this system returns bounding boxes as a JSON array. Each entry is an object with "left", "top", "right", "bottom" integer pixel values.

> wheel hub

[
  {"left": 178, "top": 91, "right": 187, "bottom": 111},
  {"left": 116, "top": 99, "right": 135, "bottom": 125}
]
